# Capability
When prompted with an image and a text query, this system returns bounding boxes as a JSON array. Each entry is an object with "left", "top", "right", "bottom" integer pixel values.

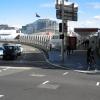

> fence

[
  {"left": 19, "top": 34, "right": 51, "bottom": 50},
  {"left": 0, "top": 34, "right": 51, "bottom": 52}
]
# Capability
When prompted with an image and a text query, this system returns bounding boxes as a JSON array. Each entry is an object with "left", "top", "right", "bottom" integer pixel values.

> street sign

[
  {"left": 55, "top": 4, "right": 78, "bottom": 12},
  {"left": 57, "top": 15, "right": 77, "bottom": 21},
  {"left": 56, "top": 10, "right": 77, "bottom": 21},
  {"left": 56, "top": 10, "right": 77, "bottom": 16},
  {"left": 55, "top": 2, "right": 78, "bottom": 21}
]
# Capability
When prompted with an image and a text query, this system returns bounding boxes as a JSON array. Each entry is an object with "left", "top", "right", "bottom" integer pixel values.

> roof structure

[{"left": 74, "top": 28, "right": 100, "bottom": 38}]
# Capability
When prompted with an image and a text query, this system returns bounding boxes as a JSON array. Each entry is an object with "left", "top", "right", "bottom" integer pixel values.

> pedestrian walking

[
  {"left": 67, "top": 45, "right": 71, "bottom": 55},
  {"left": 87, "top": 47, "right": 91, "bottom": 65},
  {"left": 86, "top": 39, "right": 89, "bottom": 48},
  {"left": 71, "top": 47, "right": 74, "bottom": 54},
  {"left": 49, "top": 44, "right": 52, "bottom": 51},
  {"left": 87, "top": 48, "right": 96, "bottom": 70}
]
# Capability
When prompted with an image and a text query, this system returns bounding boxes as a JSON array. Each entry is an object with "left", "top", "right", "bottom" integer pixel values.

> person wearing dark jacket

[
  {"left": 67, "top": 45, "right": 71, "bottom": 55},
  {"left": 87, "top": 47, "right": 96, "bottom": 70},
  {"left": 87, "top": 47, "right": 91, "bottom": 65}
]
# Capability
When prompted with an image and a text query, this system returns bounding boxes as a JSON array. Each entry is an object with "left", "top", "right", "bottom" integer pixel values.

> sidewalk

[{"left": 48, "top": 49, "right": 100, "bottom": 70}]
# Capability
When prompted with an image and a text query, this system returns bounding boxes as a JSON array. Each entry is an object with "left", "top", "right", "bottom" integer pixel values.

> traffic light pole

[
  {"left": 61, "top": 0, "right": 68, "bottom": 63},
  {"left": 61, "top": 0, "right": 64, "bottom": 63},
  {"left": 56, "top": 0, "right": 77, "bottom": 62}
]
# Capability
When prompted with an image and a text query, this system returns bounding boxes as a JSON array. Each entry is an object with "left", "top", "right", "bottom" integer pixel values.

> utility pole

[
  {"left": 61, "top": 0, "right": 65, "bottom": 62},
  {"left": 65, "top": 0, "right": 68, "bottom": 51},
  {"left": 56, "top": 0, "right": 78, "bottom": 62}
]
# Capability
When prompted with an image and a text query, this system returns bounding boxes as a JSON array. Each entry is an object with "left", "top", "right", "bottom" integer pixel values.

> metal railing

[{"left": 0, "top": 34, "right": 51, "bottom": 52}]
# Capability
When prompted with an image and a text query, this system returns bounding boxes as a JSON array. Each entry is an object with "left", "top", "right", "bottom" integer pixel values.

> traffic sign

[
  {"left": 56, "top": 9, "right": 77, "bottom": 16},
  {"left": 56, "top": 9, "right": 77, "bottom": 14},
  {"left": 55, "top": 2, "right": 78, "bottom": 21},
  {"left": 57, "top": 15, "right": 77, "bottom": 21},
  {"left": 55, "top": 3, "right": 78, "bottom": 12},
  {"left": 56, "top": 10, "right": 77, "bottom": 21}
]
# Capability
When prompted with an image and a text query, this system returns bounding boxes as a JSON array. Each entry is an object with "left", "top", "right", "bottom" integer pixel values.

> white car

[
  {"left": 15, "top": 44, "right": 23, "bottom": 53},
  {"left": 0, "top": 46, "right": 4, "bottom": 56},
  {"left": 49, "top": 34, "right": 62, "bottom": 49}
]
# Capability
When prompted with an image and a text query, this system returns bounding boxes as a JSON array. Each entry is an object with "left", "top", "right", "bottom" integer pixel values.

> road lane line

[
  {"left": 2, "top": 69, "right": 7, "bottom": 71},
  {"left": 0, "top": 95, "right": 4, "bottom": 98},
  {"left": 1, "top": 67, "right": 32, "bottom": 70},
  {"left": 63, "top": 72, "right": 69, "bottom": 75},
  {"left": 42, "top": 81, "right": 50, "bottom": 85},
  {"left": 0, "top": 70, "right": 2, "bottom": 72},
  {"left": 31, "top": 74, "right": 46, "bottom": 77},
  {"left": 96, "top": 82, "right": 100, "bottom": 86},
  {"left": 2, "top": 68, "right": 8, "bottom": 71}
]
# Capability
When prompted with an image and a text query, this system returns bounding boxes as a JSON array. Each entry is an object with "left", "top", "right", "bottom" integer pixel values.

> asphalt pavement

[{"left": 0, "top": 44, "right": 100, "bottom": 100}]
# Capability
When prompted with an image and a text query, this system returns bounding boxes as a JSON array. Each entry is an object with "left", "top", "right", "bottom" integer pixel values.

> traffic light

[
  {"left": 60, "top": 34, "right": 64, "bottom": 39},
  {"left": 59, "top": 23, "right": 67, "bottom": 32},
  {"left": 59, "top": 23, "right": 62, "bottom": 32}
]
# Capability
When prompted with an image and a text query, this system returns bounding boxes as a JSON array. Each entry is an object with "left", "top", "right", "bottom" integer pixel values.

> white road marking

[
  {"left": 31, "top": 74, "right": 46, "bottom": 77},
  {"left": 38, "top": 81, "right": 59, "bottom": 90},
  {"left": 63, "top": 72, "right": 69, "bottom": 75},
  {"left": 0, "top": 95, "right": 4, "bottom": 98},
  {"left": 38, "top": 84, "right": 59, "bottom": 89},
  {"left": 0, "top": 70, "right": 2, "bottom": 72},
  {"left": 42, "top": 81, "right": 50, "bottom": 85},
  {"left": 96, "top": 82, "right": 100, "bottom": 86},
  {"left": 1, "top": 66, "right": 32, "bottom": 70},
  {"left": 2, "top": 69, "right": 7, "bottom": 71},
  {"left": 2, "top": 68, "right": 8, "bottom": 71}
]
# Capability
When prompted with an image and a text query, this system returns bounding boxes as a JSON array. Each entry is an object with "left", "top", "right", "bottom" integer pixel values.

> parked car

[
  {"left": 16, "top": 44, "right": 23, "bottom": 53},
  {"left": 0, "top": 46, "right": 4, "bottom": 56},
  {"left": 3, "top": 45, "right": 18, "bottom": 60},
  {"left": 15, "top": 45, "right": 21, "bottom": 56}
]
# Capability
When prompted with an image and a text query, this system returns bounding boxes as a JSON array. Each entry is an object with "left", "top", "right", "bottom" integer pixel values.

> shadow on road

[{"left": 0, "top": 52, "right": 67, "bottom": 70}]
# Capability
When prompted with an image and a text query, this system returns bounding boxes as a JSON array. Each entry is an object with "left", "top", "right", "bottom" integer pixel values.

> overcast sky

[{"left": 0, "top": 0, "right": 100, "bottom": 29}]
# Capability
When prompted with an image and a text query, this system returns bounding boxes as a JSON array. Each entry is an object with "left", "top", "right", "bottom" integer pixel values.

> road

[{"left": 0, "top": 44, "right": 100, "bottom": 100}]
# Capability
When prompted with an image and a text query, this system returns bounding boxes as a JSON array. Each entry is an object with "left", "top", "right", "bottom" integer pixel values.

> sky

[{"left": 0, "top": 0, "right": 100, "bottom": 29}]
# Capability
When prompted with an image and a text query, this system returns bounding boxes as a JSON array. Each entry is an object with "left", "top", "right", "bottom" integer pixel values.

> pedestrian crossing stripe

[{"left": 0, "top": 95, "right": 4, "bottom": 98}]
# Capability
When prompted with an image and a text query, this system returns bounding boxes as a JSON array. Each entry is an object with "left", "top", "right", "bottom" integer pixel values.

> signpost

[
  {"left": 56, "top": 10, "right": 77, "bottom": 21},
  {"left": 55, "top": 3, "right": 78, "bottom": 12},
  {"left": 56, "top": 3, "right": 78, "bottom": 21},
  {"left": 55, "top": 0, "right": 78, "bottom": 62}
]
